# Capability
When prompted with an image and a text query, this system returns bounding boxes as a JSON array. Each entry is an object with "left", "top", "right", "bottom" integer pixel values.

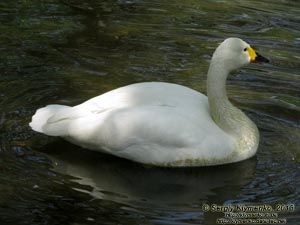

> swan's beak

[
  {"left": 248, "top": 47, "right": 270, "bottom": 63},
  {"left": 253, "top": 52, "right": 270, "bottom": 63}
]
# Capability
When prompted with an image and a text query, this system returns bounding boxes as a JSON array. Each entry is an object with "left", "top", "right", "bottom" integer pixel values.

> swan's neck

[
  {"left": 207, "top": 60, "right": 233, "bottom": 128},
  {"left": 207, "top": 59, "right": 259, "bottom": 156}
]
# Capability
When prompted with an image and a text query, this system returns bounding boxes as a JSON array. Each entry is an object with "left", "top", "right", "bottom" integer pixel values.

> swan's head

[{"left": 212, "top": 38, "right": 269, "bottom": 71}]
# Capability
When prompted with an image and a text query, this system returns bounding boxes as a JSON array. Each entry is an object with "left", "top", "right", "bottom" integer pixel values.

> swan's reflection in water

[{"left": 45, "top": 141, "right": 257, "bottom": 211}]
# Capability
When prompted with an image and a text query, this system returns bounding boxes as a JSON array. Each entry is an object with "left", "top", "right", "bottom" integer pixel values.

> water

[{"left": 0, "top": 0, "right": 299, "bottom": 224}]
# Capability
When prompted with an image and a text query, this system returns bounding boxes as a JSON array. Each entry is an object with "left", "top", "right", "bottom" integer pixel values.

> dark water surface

[{"left": 0, "top": 0, "right": 299, "bottom": 224}]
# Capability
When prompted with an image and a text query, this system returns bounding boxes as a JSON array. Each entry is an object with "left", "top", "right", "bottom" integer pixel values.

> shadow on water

[{"left": 43, "top": 141, "right": 257, "bottom": 220}]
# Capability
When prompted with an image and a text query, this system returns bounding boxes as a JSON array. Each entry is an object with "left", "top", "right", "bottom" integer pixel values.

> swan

[{"left": 30, "top": 38, "right": 269, "bottom": 167}]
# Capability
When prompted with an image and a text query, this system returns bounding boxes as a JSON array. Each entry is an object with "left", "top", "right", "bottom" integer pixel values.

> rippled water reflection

[{"left": 0, "top": 0, "right": 299, "bottom": 224}]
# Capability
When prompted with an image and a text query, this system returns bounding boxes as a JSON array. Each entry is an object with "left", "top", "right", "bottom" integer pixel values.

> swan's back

[{"left": 81, "top": 82, "right": 206, "bottom": 110}]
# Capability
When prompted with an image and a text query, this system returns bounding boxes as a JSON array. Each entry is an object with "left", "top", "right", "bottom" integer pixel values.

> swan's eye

[{"left": 243, "top": 48, "right": 248, "bottom": 52}]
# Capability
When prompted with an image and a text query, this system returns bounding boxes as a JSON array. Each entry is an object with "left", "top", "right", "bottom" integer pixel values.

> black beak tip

[{"left": 255, "top": 53, "right": 270, "bottom": 63}]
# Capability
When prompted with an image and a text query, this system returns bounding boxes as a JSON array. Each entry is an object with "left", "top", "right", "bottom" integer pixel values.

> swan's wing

[
  {"left": 43, "top": 81, "right": 206, "bottom": 137},
  {"left": 38, "top": 82, "right": 182, "bottom": 136}
]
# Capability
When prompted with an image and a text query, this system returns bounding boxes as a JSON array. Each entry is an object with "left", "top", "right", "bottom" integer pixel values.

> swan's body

[{"left": 30, "top": 38, "right": 269, "bottom": 167}]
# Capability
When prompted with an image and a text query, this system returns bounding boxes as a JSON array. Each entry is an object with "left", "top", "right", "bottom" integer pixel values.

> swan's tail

[{"left": 29, "top": 104, "right": 72, "bottom": 136}]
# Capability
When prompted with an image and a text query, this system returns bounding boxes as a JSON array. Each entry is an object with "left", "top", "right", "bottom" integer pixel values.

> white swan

[{"left": 30, "top": 38, "right": 269, "bottom": 167}]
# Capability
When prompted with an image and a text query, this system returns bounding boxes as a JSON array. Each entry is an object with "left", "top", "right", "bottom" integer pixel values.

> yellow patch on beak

[{"left": 247, "top": 47, "right": 257, "bottom": 62}]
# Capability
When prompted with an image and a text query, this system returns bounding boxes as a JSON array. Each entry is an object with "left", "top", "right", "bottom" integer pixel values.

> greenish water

[{"left": 0, "top": 0, "right": 300, "bottom": 224}]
